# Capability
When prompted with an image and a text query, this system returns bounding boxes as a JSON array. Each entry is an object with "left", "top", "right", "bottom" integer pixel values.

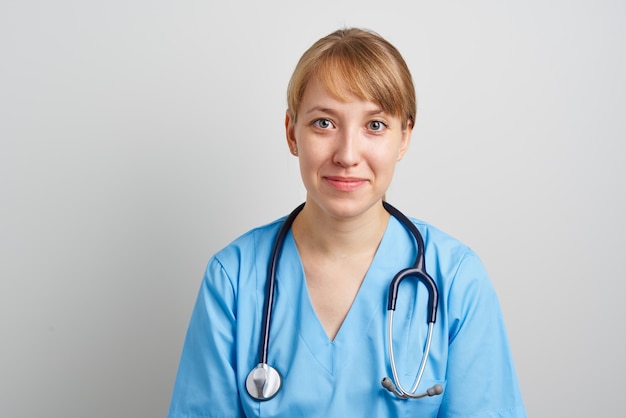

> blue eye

[
  {"left": 313, "top": 119, "right": 333, "bottom": 129},
  {"left": 368, "top": 120, "right": 386, "bottom": 131}
]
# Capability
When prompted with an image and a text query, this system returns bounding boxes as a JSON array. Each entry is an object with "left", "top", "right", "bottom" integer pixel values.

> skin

[{"left": 285, "top": 76, "right": 412, "bottom": 340}]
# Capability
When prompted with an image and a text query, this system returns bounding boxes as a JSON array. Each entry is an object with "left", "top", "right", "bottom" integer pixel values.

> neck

[{"left": 291, "top": 199, "right": 390, "bottom": 259}]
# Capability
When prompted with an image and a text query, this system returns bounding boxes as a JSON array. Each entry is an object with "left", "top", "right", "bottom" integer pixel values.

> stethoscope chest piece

[{"left": 246, "top": 363, "right": 282, "bottom": 401}]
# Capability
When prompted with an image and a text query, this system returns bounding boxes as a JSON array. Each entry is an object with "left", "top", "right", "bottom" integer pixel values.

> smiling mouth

[{"left": 324, "top": 176, "right": 368, "bottom": 192}]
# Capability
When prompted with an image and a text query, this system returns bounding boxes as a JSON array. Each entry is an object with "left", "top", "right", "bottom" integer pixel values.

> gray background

[{"left": 1, "top": 1, "right": 624, "bottom": 417}]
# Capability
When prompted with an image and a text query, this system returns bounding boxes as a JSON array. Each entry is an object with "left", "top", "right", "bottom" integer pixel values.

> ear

[
  {"left": 285, "top": 110, "right": 298, "bottom": 155},
  {"left": 397, "top": 120, "right": 413, "bottom": 161}
]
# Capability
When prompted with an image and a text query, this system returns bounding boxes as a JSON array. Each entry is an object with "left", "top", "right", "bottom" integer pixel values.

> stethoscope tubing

[
  {"left": 382, "top": 201, "right": 438, "bottom": 323},
  {"left": 381, "top": 201, "right": 439, "bottom": 398},
  {"left": 257, "top": 202, "right": 305, "bottom": 365}
]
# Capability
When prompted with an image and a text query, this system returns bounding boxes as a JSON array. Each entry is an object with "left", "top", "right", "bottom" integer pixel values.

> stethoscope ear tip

[
  {"left": 381, "top": 377, "right": 395, "bottom": 393},
  {"left": 381, "top": 376, "right": 444, "bottom": 399},
  {"left": 428, "top": 384, "right": 444, "bottom": 396}
]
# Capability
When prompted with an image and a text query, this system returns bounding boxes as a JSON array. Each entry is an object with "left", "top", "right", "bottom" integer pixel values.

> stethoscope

[{"left": 245, "top": 201, "right": 443, "bottom": 401}]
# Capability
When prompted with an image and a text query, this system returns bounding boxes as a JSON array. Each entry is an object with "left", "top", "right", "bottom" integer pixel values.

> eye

[
  {"left": 368, "top": 120, "right": 387, "bottom": 132},
  {"left": 313, "top": 118, "right": 334, "bottom": 129}
]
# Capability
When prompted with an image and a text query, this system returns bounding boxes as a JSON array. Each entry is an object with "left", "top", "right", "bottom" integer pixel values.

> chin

[{"left": 310, "top": 195, "right": 384, "bottom": 220}]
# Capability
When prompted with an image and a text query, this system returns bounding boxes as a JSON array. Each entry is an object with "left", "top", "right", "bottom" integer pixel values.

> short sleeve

[
  {"left": 439, "top": 251, "right": 526, "bottom": 418},
  {"left": 168, "top": 257, "right": 246, "bottom": 418}
]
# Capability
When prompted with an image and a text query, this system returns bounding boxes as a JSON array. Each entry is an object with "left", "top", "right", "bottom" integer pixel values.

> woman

[{"left": 168, "top": 28, "right": 526, "bottom": 417}]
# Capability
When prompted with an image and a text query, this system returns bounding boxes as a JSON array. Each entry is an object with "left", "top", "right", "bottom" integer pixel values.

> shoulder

[
  {"left": 407, "top": 216, "right": 477, "bottom": 264},
  {"left": 402, "top": 215, "right": 506, "bottom": 341},
  {"left": 207, "top": 216, "right": 286, "bottom": 277},
  {"left": 404, "top": 215, "right": 492, "bottom": 293}
]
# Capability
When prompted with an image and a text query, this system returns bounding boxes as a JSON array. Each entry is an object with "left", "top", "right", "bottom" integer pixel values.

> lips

[{"left": 324, "top": 176, "right": 368, "bottom": 192}]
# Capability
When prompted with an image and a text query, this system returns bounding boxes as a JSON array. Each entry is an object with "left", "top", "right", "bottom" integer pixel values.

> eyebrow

[{"left": 303, "top": 105, "right": 386, "bottom": 116}]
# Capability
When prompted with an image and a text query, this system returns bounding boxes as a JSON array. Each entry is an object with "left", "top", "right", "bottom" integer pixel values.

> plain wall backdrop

[{"left": 1, "top": 1, "right": 625, "bottom": 417}]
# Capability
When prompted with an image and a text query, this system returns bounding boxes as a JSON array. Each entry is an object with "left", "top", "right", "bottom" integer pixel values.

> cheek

[
  {"left": 371, "top": 150, "right": 400, "bottom": 173},
  {"left": 296, "top": 152, "right": 319, "bottom": 181},
  {"left": 298, "top": 142, "right": 329, "bottom": 168}
]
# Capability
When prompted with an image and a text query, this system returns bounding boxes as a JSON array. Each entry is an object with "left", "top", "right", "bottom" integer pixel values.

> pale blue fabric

[{"left": 168, "top": 213, "right": 526, "bottom": 417}]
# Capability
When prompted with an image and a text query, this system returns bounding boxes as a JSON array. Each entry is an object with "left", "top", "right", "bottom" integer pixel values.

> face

[{"left": 286, "top": 76, "right": 412, "bottom": 221}]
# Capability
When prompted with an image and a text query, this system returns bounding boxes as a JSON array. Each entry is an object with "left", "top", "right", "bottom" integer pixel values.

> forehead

[
  {"left": 303, "top": 75, "right": 354, "bottom": 101},
  {"left": 300, "top": 76, "right": 382, "bottom": 112},
  {"left": 312, "top": 58, "right": 374, "bottom": 103}
]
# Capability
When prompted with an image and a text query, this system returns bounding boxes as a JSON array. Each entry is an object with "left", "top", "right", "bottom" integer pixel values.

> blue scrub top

[{"left": 168, "top": 213, "right": 526, "bottom": 417}]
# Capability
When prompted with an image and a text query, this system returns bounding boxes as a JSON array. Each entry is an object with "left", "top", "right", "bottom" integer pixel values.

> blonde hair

[{"left": 287, "top": 28, "right": 416, "bottom": 129}]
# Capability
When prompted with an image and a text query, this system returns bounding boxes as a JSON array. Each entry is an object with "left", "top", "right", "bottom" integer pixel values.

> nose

[{"left": 333, "top": 128, "right": 360, "bottom": 167}]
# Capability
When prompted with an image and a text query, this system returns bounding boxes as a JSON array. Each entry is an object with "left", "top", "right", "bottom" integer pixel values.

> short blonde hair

[{"left": 287, "top": 28, "right": 416, "bottom": 129}]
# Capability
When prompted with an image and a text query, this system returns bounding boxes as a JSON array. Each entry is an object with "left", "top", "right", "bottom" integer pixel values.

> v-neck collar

[{"left": 275, "top": 216, "right": 412, "bottom": 374}]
